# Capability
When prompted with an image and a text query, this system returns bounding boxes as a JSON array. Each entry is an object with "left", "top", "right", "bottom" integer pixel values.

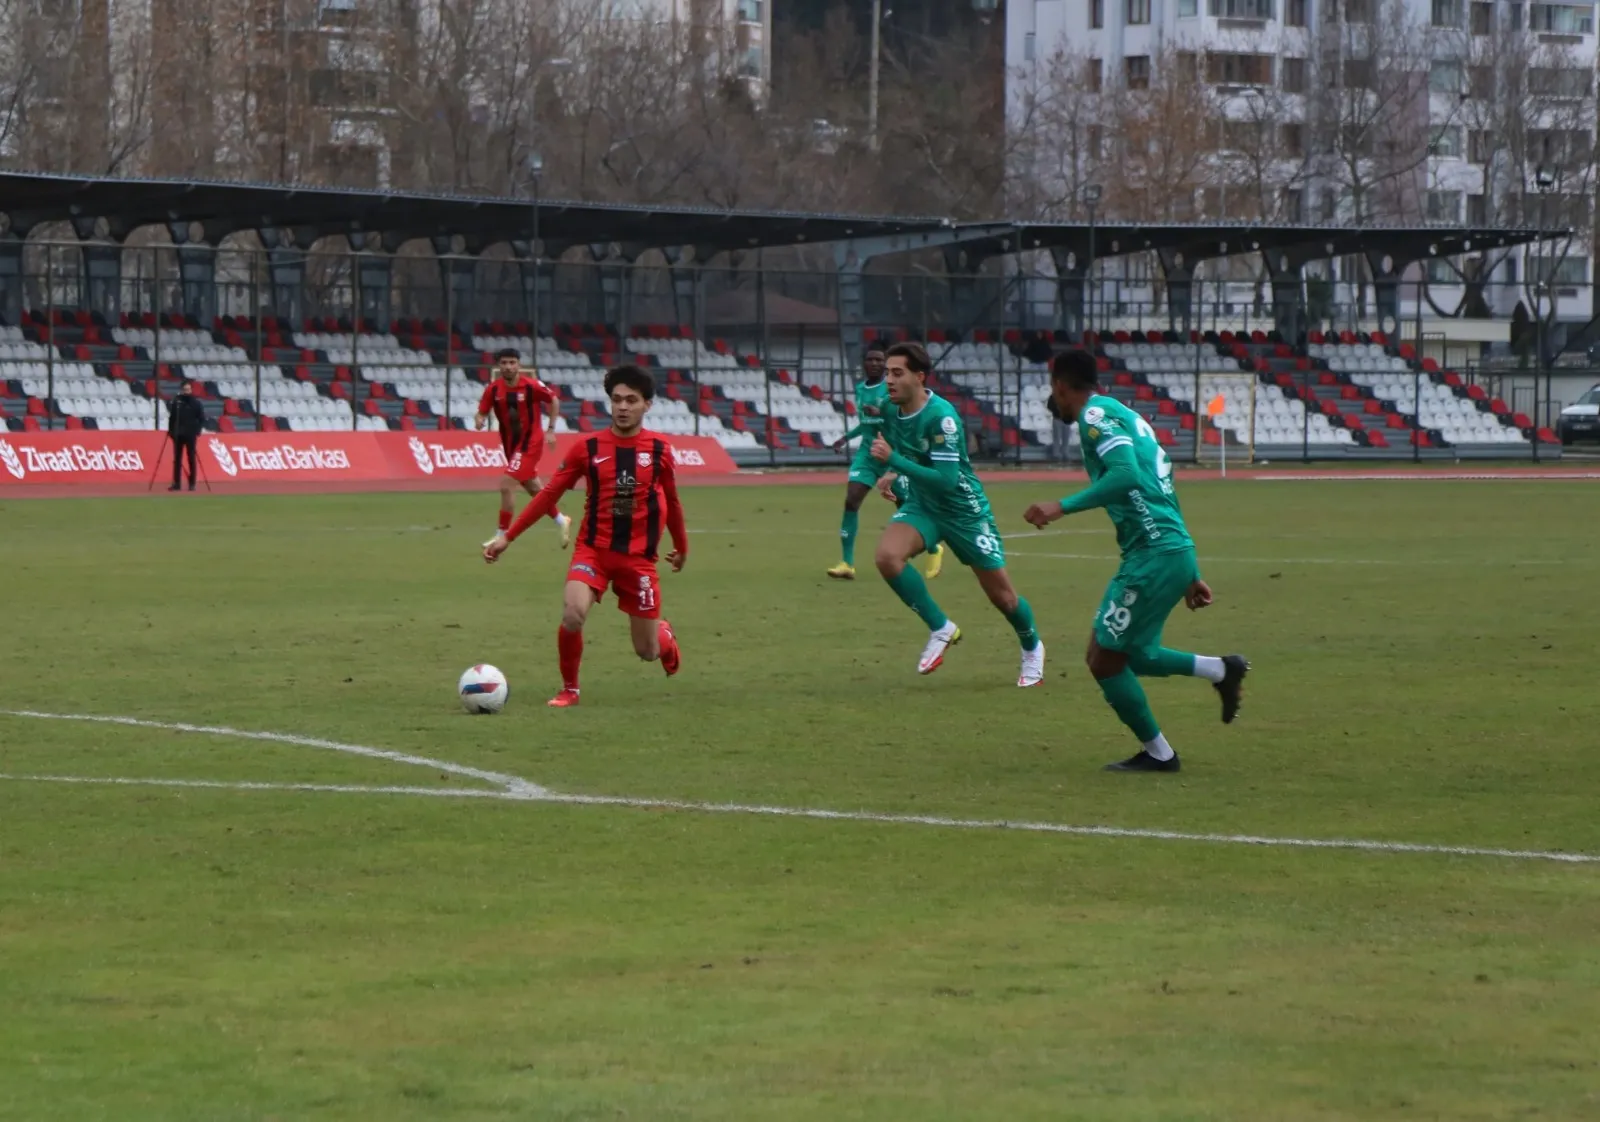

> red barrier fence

[{"left": 0, "top": 430, "right": 738, "bottom": 488}]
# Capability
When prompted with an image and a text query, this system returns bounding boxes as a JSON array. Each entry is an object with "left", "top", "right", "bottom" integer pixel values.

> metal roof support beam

[
  {"left": 259, "top": 226, "right": 319, "bottom": 326},
  {"left": 663, "top": 247, "right": 705, "bottom": 348},
  {"left": 347, "top": 233, "right": 392, "bottom": 332},
  {"left": 1156, "top": 249, "right": 1198, "bottom": 338},
  {"left": 0, "top": 234, "right": 23, "bottom": 326},
  {"left": 431, "top": 237, "right": 477, "bottom": 336},
  {"left": 1048, "top": 247, "right": 1087, "bottom": 338},
  {"left": 166, "top": 223, "right": 217, "bottom": 326},
  {"left": 1260, "top": 245, "right": 1331, "bottom": 342},
  {"left": 1362, "top": 249, "right": 1418, "bottom": 339}
]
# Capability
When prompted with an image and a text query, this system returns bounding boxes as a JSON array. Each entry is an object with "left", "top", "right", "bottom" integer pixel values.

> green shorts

[
  {"left": 891, "top": 501, "right": 1006, "bottom": 570},
  {"left": 847, "top": 451, "right": 890, "bottom": 487},
  {"left": 1092, "top": 548, "right": 1199, "bottom": 656}
]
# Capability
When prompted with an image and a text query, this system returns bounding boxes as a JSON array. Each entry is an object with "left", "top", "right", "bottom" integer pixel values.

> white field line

[
  {"left": 1250, "top": 472, "right": 1600, "bottom": 482},
  {"left": 2, "top": 711, "right": 1596, "bottom": 865},
  {"left": 1005, "top": 550, "right": 1571, "bottom": 567},
  {"left": 0, "top": 709, "right": 545, "bottom": 795}
]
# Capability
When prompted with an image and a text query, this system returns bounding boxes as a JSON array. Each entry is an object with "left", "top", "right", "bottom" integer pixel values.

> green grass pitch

[{"left": 1, "top": 478, "right": 1598, "bottom": 1121}]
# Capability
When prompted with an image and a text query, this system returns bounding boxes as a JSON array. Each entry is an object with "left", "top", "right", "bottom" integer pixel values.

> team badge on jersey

[
  {"left": 638, "top": 452, "right": 652, "bottom": 467},
  {"left": 940, "top": 415, "right": 958, "bottom": 435},
  {"left": 1083, "top": 406, "right": 1106, "bottom": 426}
]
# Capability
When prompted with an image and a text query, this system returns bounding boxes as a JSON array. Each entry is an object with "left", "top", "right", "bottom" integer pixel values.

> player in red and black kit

[
  {"left": 484, "top": 364, "right": 687, "bottom": 708},
  {"left": 476, "top": 347, "right": 572, "bottom": 549}
]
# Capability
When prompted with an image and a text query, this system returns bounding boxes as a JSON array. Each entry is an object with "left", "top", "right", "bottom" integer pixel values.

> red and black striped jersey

[
  {"left": 506, "top": 428, "right": 688, "bottom": 561},
  {"left": 478, "top": 374, "right": 557, "bottom": 455}
]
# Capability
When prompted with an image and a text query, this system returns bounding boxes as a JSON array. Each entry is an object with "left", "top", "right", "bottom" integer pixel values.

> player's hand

[
  {"left": 545, "top": 431, "right": 557, "bottom": 447},
  {"left": 1023, "top": 501, "right": 1064, "bottom": 529},
  {"left": 473, "top": 414, "right": 487, "bottom": 431},
  {"left": 869, "top": 435, "right": 892, "bottom": 463},
  {"left": 831, "top": 436, "right": 847, "bottom": 452},
  {"left": 666, "top": 549, "right": 687, "bottom": 572},
  {"left": 483, "top": 538, "right": 509, "bottom": 564},
  {"left": 1184, "top": 579, "right": 1213, "bottom": 611},
  {"left": 876, "top": 472, "right": 899, "bottom": 501}
]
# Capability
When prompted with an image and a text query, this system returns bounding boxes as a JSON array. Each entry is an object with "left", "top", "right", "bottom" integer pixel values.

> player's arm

[
  {"left": 875, "top": 439, "right": 958, "bottom": 496},
  {"left": 474, "top": 384, "right": 493, "bottom": 430},
  {"left": 1025, "top": 439, "right": 1137, "bottom": 526},
  {"left": 539, "top": 382, "right": 561, "bottom": 444},
  {"left": 490, "top": 449, "right": 585, "bottom": 557},
  {"left": 835, "top": 421, "right": 867, "bottom": 449},
  {"left": 659, "top": 451, "right": 689, "bottom": 572}
]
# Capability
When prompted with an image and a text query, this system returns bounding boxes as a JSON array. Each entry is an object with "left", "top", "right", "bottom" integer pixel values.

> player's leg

[
  {"left": 830, "top": 478, "right": 874, "bottom": 578},
  {"left": 874, "top": 515, "right": 959, "bottom": 673},
  {"left": 488, "top": 469, "right": 519, "bottom": 544},
  {"left": 521, "top": 474, "right": 572, "bottom": 545},
  {"left": 550, "top": 578, "right": 600, "bottom": 707},
  {"left": 970, "top": 565, "right": 1045, "bottom": 687},
  {"left": 1119, "top": 553, "right": 1250, "bottom": 723},
  {"left": 617, "top": 561, "right": 678, "bottom": 676},
  {"left": 1090, "top": 557, "right": 1192, "bottom": 770}
]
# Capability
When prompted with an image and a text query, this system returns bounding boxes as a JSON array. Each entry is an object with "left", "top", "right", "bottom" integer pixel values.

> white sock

[
  {"left": 1143, "top": 733, "right": 1175, "bottom": 762},
  {"left": 934, "top": 620, "right": 958, "bottom": 639},
  {"left": 1193, "top": 655, "right": 1226, "bottom": 684}
]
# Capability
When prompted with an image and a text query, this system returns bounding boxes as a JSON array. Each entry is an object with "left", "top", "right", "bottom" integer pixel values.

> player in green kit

[
  {"left": 1024, "top": 349, "right": 1248, "bottom": 772},
  {"left": 869, "top": 342, "right": 1045, "bottom": 686},
  {"left": 827, "top": 346, "right": 945, "bottom": 581}
]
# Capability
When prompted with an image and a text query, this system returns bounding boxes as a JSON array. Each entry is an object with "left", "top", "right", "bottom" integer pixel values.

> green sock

[
  {"left": 840, "top": 509, "right": 859, "bottom": 566},
  {"left": 1097, "top": 668, "right": 1161, "bottom": 743},
  {"left": 1004, "top": 597, "right": 1040, "bottom": 652},
  {"left": 1128, "top": 648, "right": 1197, "bottom": 678},
  {"left": 886, "top": 565, "right": 949, "bottom": 630}
]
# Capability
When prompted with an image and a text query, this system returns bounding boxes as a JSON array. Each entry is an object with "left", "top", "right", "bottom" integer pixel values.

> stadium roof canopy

[
  {"left": 0, "top": 171, "right": 952, "bottom": 255},
  {"left": 0, "top": 172, "right": 1561, "bottom": 264}
]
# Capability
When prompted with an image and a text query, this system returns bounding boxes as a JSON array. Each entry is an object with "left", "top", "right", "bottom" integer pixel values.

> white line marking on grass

[
  {"left": 2, "top": 711, "right": 1595, "bottom": 865},
  {"left": 1251, "top": 472, "right": 1600, "bottom": 482},
  {"left": 1006, "top": 550, "right": 1570, "bottom": 567},
  {"left": 0, "top": 710, "right": 545, "bottom": 796}
]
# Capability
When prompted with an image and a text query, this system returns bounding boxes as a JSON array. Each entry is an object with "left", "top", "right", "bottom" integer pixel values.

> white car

[{"left": 1557, "top": 385, "right": 1600, "bottom": 445}]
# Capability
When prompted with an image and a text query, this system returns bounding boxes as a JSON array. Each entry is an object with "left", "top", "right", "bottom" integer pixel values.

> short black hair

[
  {"left": 1050, "top": 349, "right": 1099, "bottom": 390},
  {"left": 604, "top": 363, "right": 655, "bottom": 400},
  {"left": 884, "top": 341, "right": 932, "bottom": 376},
  {"left": 495, "top": 347, "right": 520, "bottom": 361},
  {"left": 864, "top": 345, "right": 886, "bottom": 357}
]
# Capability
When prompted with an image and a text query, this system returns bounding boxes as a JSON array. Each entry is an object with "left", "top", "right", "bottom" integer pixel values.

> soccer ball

[{"left": 458, "top": 663, "right": 509, "bottom": 714}]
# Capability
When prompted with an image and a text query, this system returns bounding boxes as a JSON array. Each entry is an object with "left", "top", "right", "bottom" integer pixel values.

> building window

[
  {"left": 1281, "top": 188, "right": 1305, "bottom": 222},
  {"left": 1282, "top": 57, "right": 1307, "bottom": 92},
  {"left": 736, "top": 0, "right": 762, "bottom": 21},
  {"left": 1207, "top": 52, "right": 1274, "bottom": 86},
  {"left": 1528, "top": 256, "right": 1588, "bottom": 285},
  {"left": 1320, "top": 192, "right": 1339, "bottom": 221},
  {"left": 1468, "top": 129, "right": 1494, "bottom": 162},
  {"left": 1467, "top": 194, "right": 1488, "bottom": 224},
  {"left": 1208, "top": 0, "right": 1274, "bottom": 16},
  {"left": 1426, "top": 190, "right": 1462, "bottom": 221},
  {"left": 1470, "top": 1, "right": 1492, "bottom": 31},
  {"left": 1087, "top": 125, "right": 1105, "bottom": 159},
  {"left": 1530, "top": 66, "right": 1593, "bottom": 97},
  {"left": 1431, "top": 0, "right": 1463, "bottom": 26},
  {"left": 1177, "top": 51, "right": 1199, "bottom": 82},
  {"left": 1509, "top": 2, "right": 1523, "bottom": 27},
  {"left": 1179, "top": 0, "right": 1199, "bottom": 14},
  {"left": 1090, "top": 0, "right": 1104, "bottom": 27},
  {"left": 1088, "top": 58, "right": 1103, "bottom": 91},
  {"left": 1343, "top": 57, "right": 1374, "bottom": 88},
  {"left": 1345, "top": 0, "right": 1374, "bottom": 21},
  {"left": 1281, "top": 122, "right": 1305, "bottom": 156},
  {"left": 1468, "top": 65, "right": 1495, "bottom": 98},
  {"left": 1530, "top": 4, "right": 1595, "bottom": 33},
  {"left": 1128, "top": 0, "right": 1151, "bottom": 24},
  {"left": 1287, "top": 0, "right": 1308, "bottom": 23},
  {"left": 1023, "top": 32, "right": 1035, "bottom": 61},
  {"left": 1429, "top": 59, "right": 1463, "bottom": 93},
  {"left": 1429, "top": 126, "right": 1463, "bottom": 157},
  {"left": 1125, "top": 55, "right": 1151, "bottom": 89}
]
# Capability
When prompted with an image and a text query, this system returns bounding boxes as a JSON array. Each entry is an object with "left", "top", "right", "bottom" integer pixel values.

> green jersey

[
  {"left": 884, "top": 391, "right": 994, "bottom": 528},
  {"left": 1075, "top": 394, "right": 1193, "bottom": 557},
  {"left": 853, "top": 378, "right": 892, "bottom": 441}
]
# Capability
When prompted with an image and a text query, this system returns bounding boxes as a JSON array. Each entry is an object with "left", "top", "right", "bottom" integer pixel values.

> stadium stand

[{"left": 0, "top": 309, "right": 1561, "bottom": 457}]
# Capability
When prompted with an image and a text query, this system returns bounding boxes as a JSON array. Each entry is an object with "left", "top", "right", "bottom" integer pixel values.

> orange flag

[{"left": 1205, "top": 394, "right": 1226, "bottom": 417}]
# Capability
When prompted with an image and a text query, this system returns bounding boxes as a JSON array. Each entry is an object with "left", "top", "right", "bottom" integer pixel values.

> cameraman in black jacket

[{"left": 166, "top": 380, "right": 206, "bottom": 492}]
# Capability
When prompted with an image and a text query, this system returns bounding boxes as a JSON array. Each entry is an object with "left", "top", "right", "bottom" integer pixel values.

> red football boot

[
  {"left": 658, "top": 620, "right": 681, "bottom": 677},
  {"left": 546, "top": 688, "right": 581, "bottom": 708}
]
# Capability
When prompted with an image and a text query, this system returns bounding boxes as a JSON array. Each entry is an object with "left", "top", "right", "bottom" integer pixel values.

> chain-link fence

[{"left": 3, "top": 240, "right": 1588, "bottom": 464}]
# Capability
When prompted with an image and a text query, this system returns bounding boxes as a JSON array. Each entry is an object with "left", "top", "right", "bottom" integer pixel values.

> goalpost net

[{"left": 1192, "top": 373, "right": 1258, "bottom": 469}]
